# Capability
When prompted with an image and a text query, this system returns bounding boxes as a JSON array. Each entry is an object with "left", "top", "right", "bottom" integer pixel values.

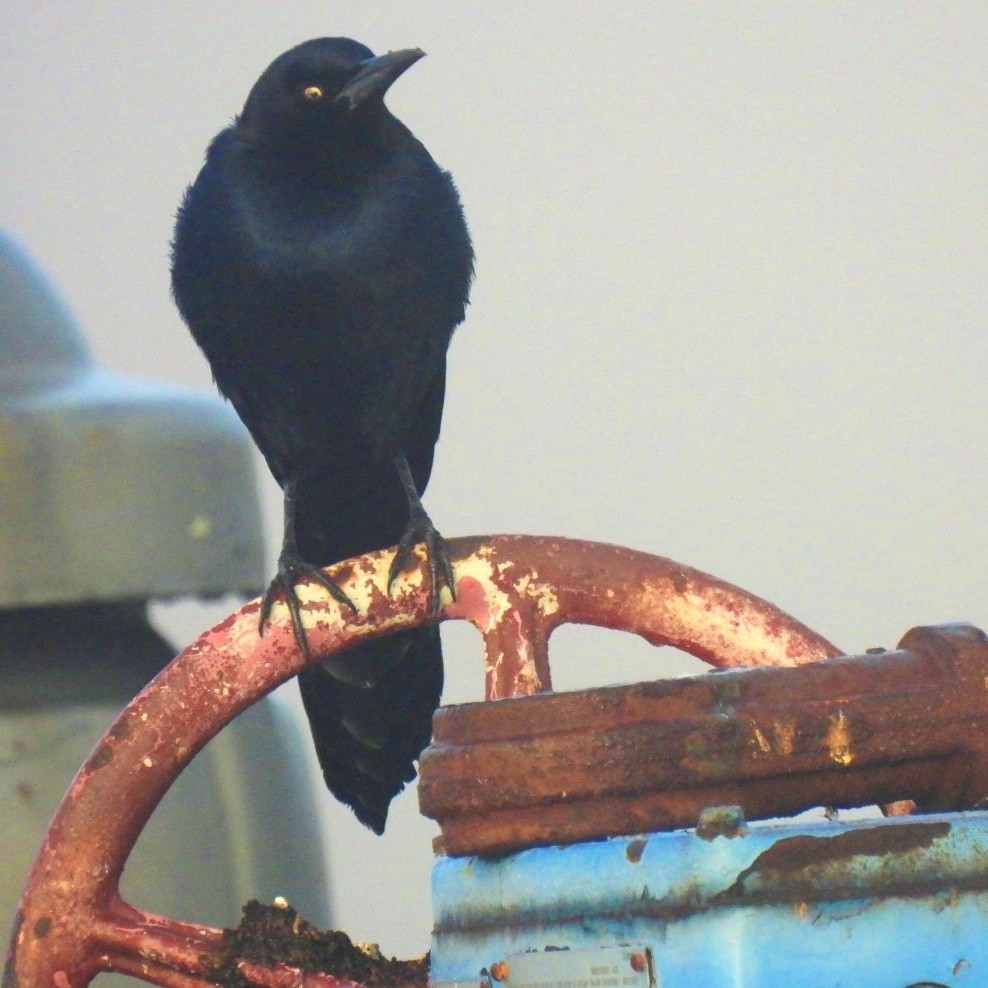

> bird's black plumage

[{"left": 171, "top": 38, "right": 473, "bottom": 833}]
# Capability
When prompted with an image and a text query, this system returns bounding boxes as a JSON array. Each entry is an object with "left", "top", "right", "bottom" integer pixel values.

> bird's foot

[
  {"left": 259, "top": 550, "right": 357, "bottom": 658},
  {"left": 387, "top": 508, "right": 455, "bottom": 613}
]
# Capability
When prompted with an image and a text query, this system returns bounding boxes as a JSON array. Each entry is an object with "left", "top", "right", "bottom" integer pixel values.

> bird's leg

[
  {"left": 259, "top": 478, "right": 357, "bottom": 657},
  {"left": 387, "top": 452, "right": 455, "bottom": 611}
]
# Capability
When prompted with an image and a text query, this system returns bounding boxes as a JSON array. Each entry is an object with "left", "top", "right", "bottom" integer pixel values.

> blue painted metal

[{"left": 432, "top": 809, "right": 988, "bottom": 988}]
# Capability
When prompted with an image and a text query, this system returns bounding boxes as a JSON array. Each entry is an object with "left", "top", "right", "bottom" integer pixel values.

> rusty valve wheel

[{"left": 6, "top": 536, "right": 843, "bottom": 988}]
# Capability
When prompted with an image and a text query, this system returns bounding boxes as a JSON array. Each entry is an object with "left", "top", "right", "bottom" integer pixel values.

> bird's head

[{"left": 237, "top": 37, "right": 424, "bottom": 152}]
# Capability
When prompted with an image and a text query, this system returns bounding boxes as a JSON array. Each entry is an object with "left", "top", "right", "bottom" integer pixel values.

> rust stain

[
  {"left": 750, "top": 722, "right": 772, "bottom": 754},
  {"left": 772, "top": 718, "right": 797, "bottom": 757},
  {"left": 333, "top": 561, "right": 356, "bottom": 585},
  {"left": 826, "top": 708, "right": 854, "bottom": 766},
  {"left": 760, "top": 822, "right": 950, "bottom": 869},
  {"left": 715, "top": 820, "right": 952, "bottom": 904},
  {"left": 747, "top": 718, "right": 797, "bottom": 758},
  {"left": 626, "top": 838, "right": 648, "bottom": 863}
]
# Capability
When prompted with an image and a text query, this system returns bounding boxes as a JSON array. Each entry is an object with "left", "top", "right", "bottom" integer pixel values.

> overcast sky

[{"left": 2, "top": 1, "right": 986, "bottom": 960}]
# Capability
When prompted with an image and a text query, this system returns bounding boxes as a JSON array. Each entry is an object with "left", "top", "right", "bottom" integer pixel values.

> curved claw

[
  {"left": 387, "top": 509, "right": 456, "bottom": 612},
  {"left": 259, "top": 554, "right": 358, "bottom": 658}
]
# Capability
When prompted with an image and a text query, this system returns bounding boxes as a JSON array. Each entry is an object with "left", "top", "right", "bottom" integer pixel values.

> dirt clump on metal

[{"left": 213, "top": 899, "right": 429, "bottom": 988}]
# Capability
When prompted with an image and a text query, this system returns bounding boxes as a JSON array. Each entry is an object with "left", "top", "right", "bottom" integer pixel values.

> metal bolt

[
  {"left": 490, "top": 961, "right": 510, "bottom": 982},
  {"left": 629, "top": 953, "right": 647, "bottom": 973}
]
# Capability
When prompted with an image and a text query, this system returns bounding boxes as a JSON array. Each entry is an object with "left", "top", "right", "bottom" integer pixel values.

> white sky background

[{"left": 2, "top": 1, "right": 986, "bottom": 959}]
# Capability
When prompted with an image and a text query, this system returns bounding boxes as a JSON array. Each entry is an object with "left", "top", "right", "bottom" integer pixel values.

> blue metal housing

[{"left": 432, "top": 809, "right": 988, "bottom": 988}]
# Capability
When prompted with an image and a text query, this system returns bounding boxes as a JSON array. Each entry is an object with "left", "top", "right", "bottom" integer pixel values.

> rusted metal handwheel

[{"left": 5, "top": 536, "right": 855, "bottom": 987}]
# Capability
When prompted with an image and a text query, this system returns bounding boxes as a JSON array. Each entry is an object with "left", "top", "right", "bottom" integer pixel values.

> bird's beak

[{"left": 335, "top": 48, "right": 426, "bottom": 111}]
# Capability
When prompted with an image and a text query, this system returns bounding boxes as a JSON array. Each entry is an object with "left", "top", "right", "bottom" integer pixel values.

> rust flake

[
  {"left": 716, "top": 821, "right": 952, "bottom": 904},
  {"left": 626, "top": 837, "right": 648, "bottom": 863}
]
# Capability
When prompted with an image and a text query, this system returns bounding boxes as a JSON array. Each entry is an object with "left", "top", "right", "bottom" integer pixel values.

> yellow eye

[{"left": 302, "top": 85, "right": 324, "bottom": 101}]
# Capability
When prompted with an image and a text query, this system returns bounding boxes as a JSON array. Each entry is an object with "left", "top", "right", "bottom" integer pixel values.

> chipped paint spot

[
  {"left": 142, "top": 757, "right": 153, "bottom": 769},
  {"left": 772, "top": 718, "right": 797, "bottom": 757},
  {"left": 88, "top": 745, "right": 113, "bottom": 771},
  {"left": 512, "top": 573, "right": 561, "bottom": 618},
  {"left": 505, "top": 610, "right": 542, "bottom": 695},
  {"left": 446, "top": 557, "right": 512, "bottom": 632},
  {"left": 198, "top": 607, "right": 266, "bottom": 654},
  {"left": 826, "top": 708, "right": 854, "bottom": 767},
  {"left": 267, "top": 580, "right": 355, "bottom": 630},
  {"left": 751, "top": 723, "right": 772, "bottom": 754},
  {"left": 750, "top": 717, "right": 799, "bottom": 757},
  {"left": 626, "top": 837, "right": 648, "bottom": 863},
  {"left": 537, "top": 585, "right": 559, "bottom": 618},
  {"left": 483, "top": 605, "right": 542, "bottom": 697}
]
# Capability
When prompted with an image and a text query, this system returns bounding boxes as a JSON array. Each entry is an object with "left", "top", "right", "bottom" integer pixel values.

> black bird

[{"left": 171, "top": 38, "right": 473, "bottom": 833}]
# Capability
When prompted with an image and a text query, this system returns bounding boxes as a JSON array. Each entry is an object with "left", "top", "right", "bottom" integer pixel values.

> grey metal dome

[{"left": 0, "top": 229, "right": 266, "bottom": 607}]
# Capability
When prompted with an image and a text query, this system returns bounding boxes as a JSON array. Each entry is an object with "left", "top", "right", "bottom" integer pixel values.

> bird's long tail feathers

[{"left": 297, "top": 624, "right": 444, "bottom": 834}]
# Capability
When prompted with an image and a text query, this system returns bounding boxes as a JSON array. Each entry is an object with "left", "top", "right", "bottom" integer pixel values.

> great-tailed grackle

[{"left": 171, "top": 38, "right": 473, "bottom": 833}]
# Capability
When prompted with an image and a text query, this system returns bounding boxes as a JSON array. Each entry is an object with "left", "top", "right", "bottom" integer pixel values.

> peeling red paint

[
  {"left": 12, "top": 536, "right": 968, "bottom": 986},
  {"left": 443, "top": 575, "right": 492, "bottom": 630}
]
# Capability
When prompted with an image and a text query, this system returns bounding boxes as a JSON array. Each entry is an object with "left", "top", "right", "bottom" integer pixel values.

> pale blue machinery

[{"left": 431, "top": 809, "right": 988, "bottom": 988}]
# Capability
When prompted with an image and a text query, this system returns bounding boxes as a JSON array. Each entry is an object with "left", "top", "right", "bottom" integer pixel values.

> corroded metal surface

[
  {"left": 444, "top": 536, "right": 841, "bottom": 698},
  {"left": 430, "top": 810, "right": 988, "bottom": 988},
  {"left": 0, "top": 535, "right": 931, "bottom": 986},
  {"left": 419, "top": 623, "right": 988, "bottom": 855}
]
